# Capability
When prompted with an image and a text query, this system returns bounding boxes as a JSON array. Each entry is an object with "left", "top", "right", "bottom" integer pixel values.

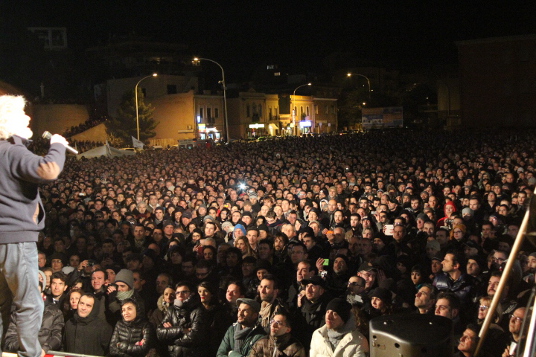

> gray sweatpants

[{"left": 0, "top": 242, "right": 43, "bottom": 357}]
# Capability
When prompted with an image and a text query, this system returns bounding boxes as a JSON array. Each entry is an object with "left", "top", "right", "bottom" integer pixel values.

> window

[
  {"left": 199, "top": 107, "right": 204, "bottom": 119},
  {"left": 306, "top": 106, "right": 310, "bottom": 116},
  {"left": 207, "top": 108, "right": 212, "bottom": 120},
  {"left": 215, "top": 108, "right": 219, "bottom": 118},
  {"left": 269, "top": 107, "right": 273, "bottom": 120},
  {"left": 167, "top": 85, "right": 177, "bottom": 94}
]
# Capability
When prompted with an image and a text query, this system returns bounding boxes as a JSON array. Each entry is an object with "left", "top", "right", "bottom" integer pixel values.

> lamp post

[
  {"left": 192, "top": 57, "right": 229, "bottom": 142},
  {"left": 292, "top": 82, "right": 312, "bottom": 136},
  {"left": 347, "top": 72, "right": 371, "bottom": 99},
  {"left": 135, "top": 73, "right": 157, "bottom": 141}
]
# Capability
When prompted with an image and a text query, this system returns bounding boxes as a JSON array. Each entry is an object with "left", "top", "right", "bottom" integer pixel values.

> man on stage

[{"left": 0, "top": 95, "right": 68, "bottom": 357}]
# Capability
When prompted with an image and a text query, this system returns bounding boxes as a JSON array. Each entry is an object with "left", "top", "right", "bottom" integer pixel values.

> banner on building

[{"left": 362, "top": 107, "right": 404, "bottom": 129}]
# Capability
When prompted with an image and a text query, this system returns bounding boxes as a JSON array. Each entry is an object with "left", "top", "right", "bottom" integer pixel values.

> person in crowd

[
  {"left": 366, "top": 287, "right": 394, "bottom": 318},
  {"left": 63, "top": 293, "right": 113, "bottom": 355},
  {"left": 250, "top": 310, "right": 306, "bottom": 357},
  {"left": 257, "top": 274, "right": 286, "bottom": 333},
  {"left": 502, "top": 307, "right": 527, "bottom": 357},
  {"left": 454, "top": 324, "right": 481, "bottom": 357},
  {"left": 4, "top": 277, "right": 64, "bottom": 354},
  {"left": 156, "top": 281, "right": 210, "bottom": 356},
  {"left": 294, "top": 275, "right": 332, "bottom": 350},
  {"left": 63, "top": 288, "right": 83, "bottom": 321},
  {"left": 435, "top": 292, "right": 464, "bottom": 337},
  {"left": 107, "top": 269, "right": 146, "bottom": 324},
  {"left": 149, "top": 286, "right": 174, "bottom": 328},
  {"left": 109, "top": 299, "right": 155, "bottom": 357},
  {"left": 287, "top": 260, "right": 316, "bottom": 311},
  {"left": 198, "top": 281, "right": 234, "bottom": 356},
  {"left": 217, "top": 298, "right": 266, "bottom": 357},
  {"left": 309, "top": 298, "right": 369, "bottom": 357},
  {"left": 414, "top": 283, "right": 437, "bottom": 315},
  {"left": 47, "top": 271, "right": 69, "bottom": 306}
]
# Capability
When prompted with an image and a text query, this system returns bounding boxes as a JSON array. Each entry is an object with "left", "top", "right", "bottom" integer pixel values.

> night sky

[{"left": 3, "top": 1, "right": 536, "bottom": 80}]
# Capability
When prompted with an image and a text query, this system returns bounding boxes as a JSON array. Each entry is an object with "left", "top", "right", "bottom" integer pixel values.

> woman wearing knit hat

[{"left": 366, "top": 287, "right": 393, "bottom": 318}]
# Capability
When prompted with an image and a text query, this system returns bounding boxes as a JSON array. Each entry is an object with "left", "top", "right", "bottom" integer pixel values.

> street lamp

[
  {"left": 347, "top": 72, "right": 371, "bottom": 99},
  {"left": 192, "top": 57, "right": 229, "bottom": 142},
  {"left": 135, "top": 73, "right": 157, "bottom": 141},
  {"left": 292, "top": 82, "right": 312, "bottom": 136}
]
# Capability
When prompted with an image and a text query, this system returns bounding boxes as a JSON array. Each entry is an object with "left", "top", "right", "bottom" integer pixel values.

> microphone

[{"left": 42, "top": 131, "right": 79, "bottom": 154}]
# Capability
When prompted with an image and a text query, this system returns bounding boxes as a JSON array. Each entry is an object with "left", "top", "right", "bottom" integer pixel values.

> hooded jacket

[
  {"left": 109, "top": 299, "right": 155, "bottom": 357},
  {"left": 64, "top": 295, "right": 113, "bottom": 356}
]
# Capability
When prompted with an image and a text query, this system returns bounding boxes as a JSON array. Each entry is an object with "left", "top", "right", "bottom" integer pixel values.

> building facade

[{"left": 457, "top": 34, "right": 536, "bottom": 127}]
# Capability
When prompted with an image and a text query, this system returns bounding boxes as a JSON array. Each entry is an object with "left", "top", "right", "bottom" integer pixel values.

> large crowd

[{"left": 24, "top": 129, "right": 536, "bottom": 357}]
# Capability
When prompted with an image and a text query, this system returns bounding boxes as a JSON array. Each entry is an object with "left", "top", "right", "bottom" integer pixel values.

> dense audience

[
  {"left": 25, "top": 128, "right": 536, "bottom": 357},
  {"left": 63, "top": 116, "right": 107, "bottom": 138}
]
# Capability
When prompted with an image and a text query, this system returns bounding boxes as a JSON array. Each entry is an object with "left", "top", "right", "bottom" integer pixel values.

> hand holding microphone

[{"left": 42, "top": 131, "right": 78, "bottom": 154}]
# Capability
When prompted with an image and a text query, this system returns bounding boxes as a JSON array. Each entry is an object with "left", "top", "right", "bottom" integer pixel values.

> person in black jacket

[
  {"left": 4, "top": 279, "right": 64, "bottom": 354},
  {"left": 109, "top": 298, "right": 155, "bottom": 357},
  {"left": 64, "top": 293, "right": 113, "bottom": 356},
  {"left": 156, "top": 281, "right": 210, "bottom": 357}
]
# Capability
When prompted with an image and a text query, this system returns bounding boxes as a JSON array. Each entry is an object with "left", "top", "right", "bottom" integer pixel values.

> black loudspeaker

[{"left": 369, "top": 314, "right": 454, "bottom": 357}]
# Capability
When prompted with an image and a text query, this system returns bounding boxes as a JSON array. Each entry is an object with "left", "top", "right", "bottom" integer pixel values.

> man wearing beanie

[
  {"left": 310, "top": 298, "right": 369, "bottom": 357},
  {"left": 107, "top": 269, "right": 145, "bottom": 324}
]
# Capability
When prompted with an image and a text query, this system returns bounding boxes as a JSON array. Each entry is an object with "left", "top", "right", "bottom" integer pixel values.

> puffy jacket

[
  {"left": 156, "top": 297, "right": 210, "bottom": 357},
  {"left": 250, "top": 333, "right": 306, "bottom": 357},
  {"left": 4, "top": 301, "right": 64, "bottom": 353},
  {"left": 109, "top": 298, "right": 155, "bottom": 357},
  {"left": 109, "top": 318, "right": 155, "bottom": 357},
  {"left": 216, "top": 323, "right": 266, "bottom": 357},
  {"left": 433, "top": 272, "right": 473, "bottom": 303},
  {"left": 309, "top": 323, "right": 369, "bottom": 357}
]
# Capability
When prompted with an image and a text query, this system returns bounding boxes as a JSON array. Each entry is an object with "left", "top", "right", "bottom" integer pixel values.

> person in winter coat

[
  {"left": 310, "top": 298, "right": 369, "bottom": 357},
  {"left": 4, "top": 279, "right": 64, "bottom": 354},
  {"left": 250, "top": 310, "right": 306, "bottom": 357},
  {"left": 156, "top": 281, "right": 210, "bottom": 357},
  {"left": 149, "top": 286, "right": 175, "bottom": 327},
  {"left": 63, "top": 293, "right": 113, "bottom": 356},
  {"left": 109, "top": 299, "right": 155, "bottom": 357},
  {"left": 217, "top": 298, "right": 266, "bottom": 357},
  {"left": 197, "top": 281, "right": 234, "bottom": 356}
]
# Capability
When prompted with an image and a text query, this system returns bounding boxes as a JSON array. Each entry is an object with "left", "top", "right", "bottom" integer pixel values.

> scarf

[
  {"left": 260, "top": 301, "right": 273, "bottom": 329},
  {"left": 117, "top": 289, "right": 134, "bottom": 301},
  {"left": 326, "top": 314, "right": 356, "bottom": 350},
  {"left": 234, "top": 324, "right": 253, "bottom": 353}
]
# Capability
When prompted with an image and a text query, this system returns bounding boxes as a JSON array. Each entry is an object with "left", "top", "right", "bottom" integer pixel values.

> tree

[{"left": 106, "top": 88, "right": 158, "bottom": 146}]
